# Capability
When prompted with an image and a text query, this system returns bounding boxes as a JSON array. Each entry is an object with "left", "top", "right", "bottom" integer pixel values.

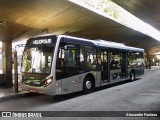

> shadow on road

[{"left": 95, "top": 78, "right": 142, "bottom": 92}]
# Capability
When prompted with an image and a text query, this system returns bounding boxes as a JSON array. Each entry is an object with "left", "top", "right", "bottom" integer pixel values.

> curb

[
  {"left": 0, "top": 91, "right": 29, "bottom": 103},
  {"left": 145, "top": 68, "right": 160, "bottom": 72}
]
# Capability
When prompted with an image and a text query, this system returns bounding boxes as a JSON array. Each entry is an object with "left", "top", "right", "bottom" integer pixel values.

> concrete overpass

[{"left": 0, "top": 0, "right": 160, "bottom": 86}]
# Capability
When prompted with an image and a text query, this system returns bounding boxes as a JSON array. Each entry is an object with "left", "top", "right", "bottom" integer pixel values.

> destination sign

[{"left": 33, "top": 39, "right": 52, "bottom": 44}]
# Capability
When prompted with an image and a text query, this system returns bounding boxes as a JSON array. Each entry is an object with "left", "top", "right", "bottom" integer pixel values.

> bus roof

[
  {"left": 93, "top": 39, "right": 144, "bottom": 52},
  {"left": 58, "top": 35, "right": 144, "bottom": 52}
]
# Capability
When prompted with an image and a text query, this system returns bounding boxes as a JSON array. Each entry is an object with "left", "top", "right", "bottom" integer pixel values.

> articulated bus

[{"left": 21, "top": 35, "right": 144, "bottom": 95}]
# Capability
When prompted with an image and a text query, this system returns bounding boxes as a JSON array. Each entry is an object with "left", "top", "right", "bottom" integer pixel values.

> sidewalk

[
  {"left": 0, "top": 66, "right": 160, "bottom": 103},
  {"left": 0, "top": 83, "right": 29, "bottom": 103},
  {"left": 145, "top": 66, "right": 160, "bottom": 72}
]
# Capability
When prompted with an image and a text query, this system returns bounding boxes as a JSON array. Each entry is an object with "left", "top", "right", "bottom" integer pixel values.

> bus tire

[
  {"left": 83, "top": 76, "right": 94, "bottom": 94},
  {"left": 130, "top": 71, "right": 135, "bottom": 81}
]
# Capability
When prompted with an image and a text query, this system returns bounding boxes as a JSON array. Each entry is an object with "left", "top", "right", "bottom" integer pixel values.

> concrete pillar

[
  {"left": 146, "top": 52, "right": 150, "bottom": 61},
  {"left": 2, "top": 41, "right": 12, "bottom": 86},
  {"left": 146, "top": 51, "right": 151, "bottom": 69}
]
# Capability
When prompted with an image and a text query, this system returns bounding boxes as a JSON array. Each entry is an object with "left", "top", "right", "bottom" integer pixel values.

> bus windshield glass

[{"left": 21, "top": 39, "right": 56, "bottom": 74}]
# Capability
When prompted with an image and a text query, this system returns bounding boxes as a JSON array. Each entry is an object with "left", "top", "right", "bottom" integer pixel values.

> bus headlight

[{"left": 43, "top": 77, "right": 53, "bottom": 87}]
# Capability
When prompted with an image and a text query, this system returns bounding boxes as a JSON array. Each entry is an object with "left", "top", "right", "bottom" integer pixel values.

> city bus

[{"left": 21, "top": 35, "right": 144, "bottom": 95}]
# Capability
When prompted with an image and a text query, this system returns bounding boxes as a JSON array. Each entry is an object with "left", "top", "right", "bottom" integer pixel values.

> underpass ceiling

[
  {"left": 0, "top": 0, "right": 160, "bottom": 51},
  {"left": 112, "top": 0, "right": 160, "bottom": 30},
  {"left": 112, "top": 0, "right": 160, "bottom": 50}
]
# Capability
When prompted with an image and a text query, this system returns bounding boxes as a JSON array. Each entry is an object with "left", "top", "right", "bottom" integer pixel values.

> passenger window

[
  {"left": 128, "top": 52, "right": 144, "bottom": 67},
  {"left": 65, "top": 46, "right": 76, "bottom": 67},
  {"left": 110, "top": 50, "right": 121, "bottom": 70},
  {"left": 57, "top": 42, "right": 77, "bottom": 68},
  {"left": 80, "top": 46, "right": 96, "bottom": 70}
]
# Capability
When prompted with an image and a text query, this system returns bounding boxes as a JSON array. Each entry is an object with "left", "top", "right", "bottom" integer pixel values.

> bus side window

[
  {"left": 57, "top": 47, "right": 65, "bottom": 68},
  {"left": 81, "top": 46, "right": 96, "bottom": 70},
  {"left": 65, "top": 49, "right": 76, "bottom": 67},
  {"left": 57, "top": 42, "right": 77, "bottom": 68},
  {"left": 110, "top": 50, "right": 121, "bottom": 70}
]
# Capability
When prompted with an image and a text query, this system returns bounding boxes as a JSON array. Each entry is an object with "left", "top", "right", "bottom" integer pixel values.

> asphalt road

[{"left": 0, "top": 70, "right": 160, "bottom": 120}]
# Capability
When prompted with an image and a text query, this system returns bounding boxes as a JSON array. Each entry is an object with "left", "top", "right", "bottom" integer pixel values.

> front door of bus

[{"left": 101, "top": 49, "right": 108, "bottom": 83}]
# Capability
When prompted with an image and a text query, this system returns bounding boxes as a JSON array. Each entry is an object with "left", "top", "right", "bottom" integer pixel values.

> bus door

[
  {"left": 101, "top": 49, "right": 108, "bottom": 83},
  {"left": 121, "top": 51, "right": 127, "bottom": 78},
  {"left": 56, "top": 42, "right": 79, "bottom": 80}
]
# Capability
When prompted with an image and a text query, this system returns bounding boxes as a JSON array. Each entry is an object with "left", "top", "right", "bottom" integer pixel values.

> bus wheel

[
  {"left": 130, "top": 71, "right": 135, "bottom": 81},
  {"left": 83, "top": 76, "right": 94, "bottom": 94}
]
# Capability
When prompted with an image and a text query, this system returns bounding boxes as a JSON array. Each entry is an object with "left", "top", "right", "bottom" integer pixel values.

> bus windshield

[{"left": 22, "top": 45, "right": 54, "bottom": 74}]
